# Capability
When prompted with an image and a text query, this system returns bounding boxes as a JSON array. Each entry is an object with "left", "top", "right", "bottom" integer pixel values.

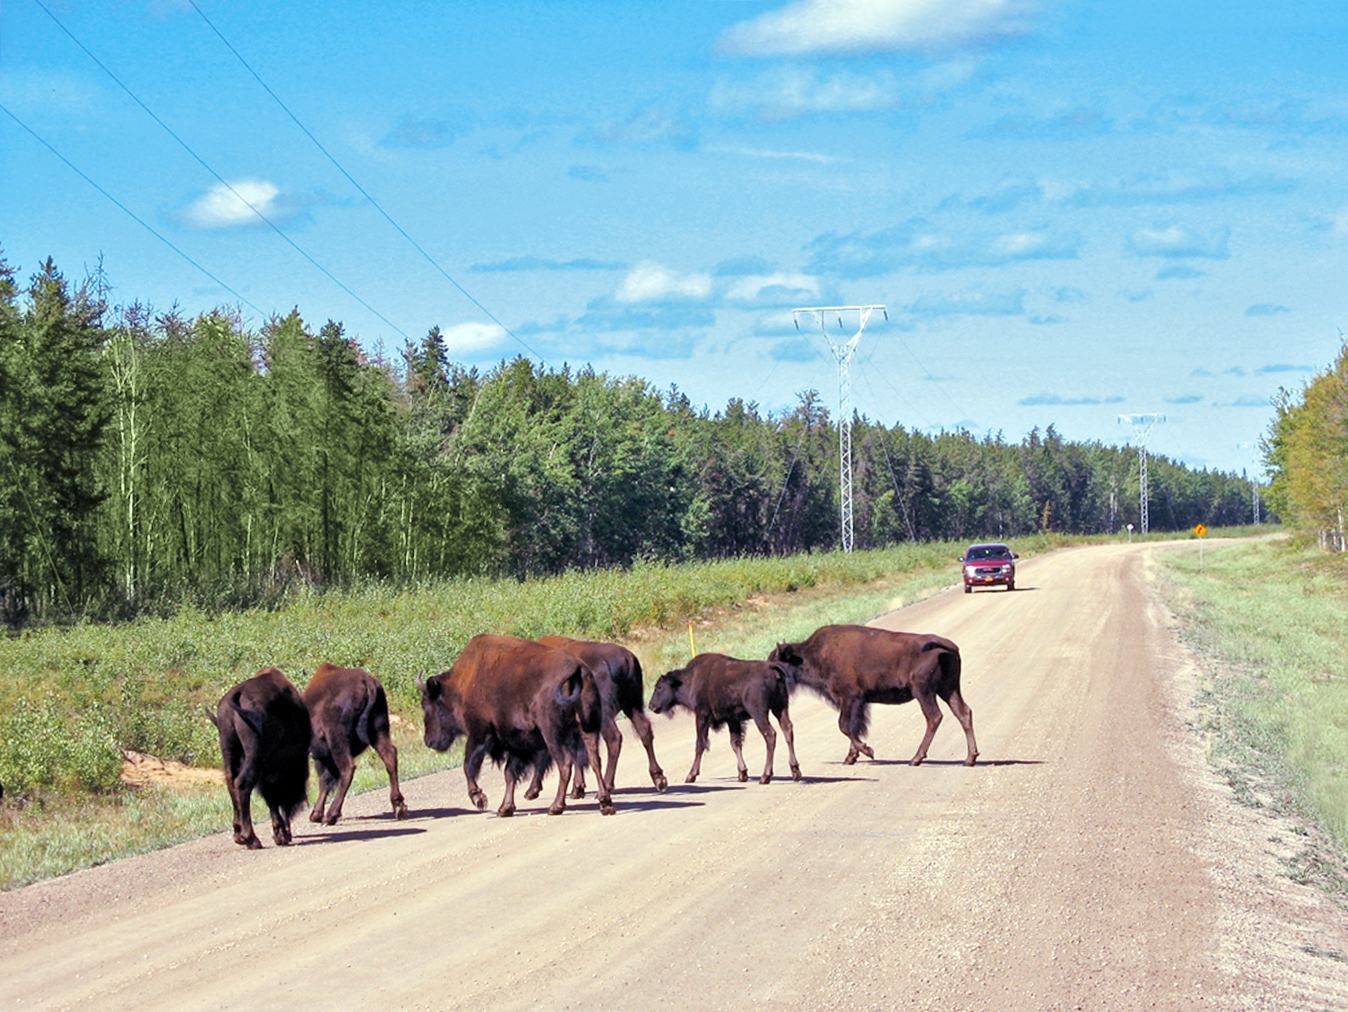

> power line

[
  {"left": 1, "top": 103, "right": 266, "bottom": 318},
  {"left": 183, "top": 0, "right": 549, "bottom": 365},
  {"left": 32, "top": 0, "right": 411, "bottom": 342}
]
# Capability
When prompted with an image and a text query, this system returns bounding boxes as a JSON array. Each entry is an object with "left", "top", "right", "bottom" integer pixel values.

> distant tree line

[
  {"left": 0, "top": 252, "right": 1260, "bottom": 620},
  {"left": 1263, "top": 339, "right": 1348, "bottom": 550}
]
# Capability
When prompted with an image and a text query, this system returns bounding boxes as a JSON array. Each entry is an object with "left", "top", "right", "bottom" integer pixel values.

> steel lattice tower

[
  {"left": 794, "top": 305, "right": 886, "bottom": 553},
  {"left": 1119, "top": 414, "right": 1165, "bottom": 534}
]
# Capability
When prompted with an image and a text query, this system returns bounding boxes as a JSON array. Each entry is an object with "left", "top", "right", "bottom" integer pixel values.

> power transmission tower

[
  {"left": 794, "top": 305, "right": 887, "bottom": 553},
  {"left": 1119, "top": 414, "right": 1165, "bottom": 534}
]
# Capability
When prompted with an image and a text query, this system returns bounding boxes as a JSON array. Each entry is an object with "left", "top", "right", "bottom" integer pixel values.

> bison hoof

[
  {"left": 759, "top": 774, "right": 772, "bottom": 785},
  {"left": 323, "top": 813, "right": 341, "bottom": 826},
  {"left": 523, "top": 785, "right": 541, "bottom": 800},
  {"left": 860, "top": 745, "right": 876, "bottom": 759},
  {"left": 548, "top": 803, "right": 566, "bottom": 815},
  {"left": 910, "top": 756, "right": 925, "bottom": 766},
  {"left": 571, "top": 785, "right": 586, "bottom": 799},
  {"left": 308, "top": 808, "right": 325, "bottom": 823},
  {"left": 600, "top": 801, "right": 616, "bottom": 816},
  {"left": 469, "top": 790, "right": 488, "bottom": 810},
  {"left": 652, "top": 772, "right": 668, "bottom": 793},
  {"left": 497, "top": 805, "right": 516, "bottom": 818},
  {"left": 843, "top": 752, "right": 858, "bottom": 765},
  {"left": 791, "top": 765, "right": 802, "bottom": 782},
  {"left": 685, "top": 774, "right": 697, "bottom": 784},
  {"left": 393, "top": 803, "right": 409, "bottom": 819},
  {"left": 237, "top": 833, "right": 263, "bottom": 850},
  {"left": 965, "top": 755, "right": 979, "bottom": 767},
  {"left": 737, "top": 769, "right": 748, "bottom": 783}
]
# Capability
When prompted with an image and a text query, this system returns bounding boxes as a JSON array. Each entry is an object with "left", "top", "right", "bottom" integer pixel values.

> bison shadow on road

[
  {"left": 827, "top": 758, "right": 1044, "bottom": 768},
  {"left": 296, "top": 824, "right": 427, "bottom": 846}
]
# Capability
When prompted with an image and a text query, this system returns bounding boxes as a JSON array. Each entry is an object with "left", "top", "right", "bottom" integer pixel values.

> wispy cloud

[
  {"left": 567, "top": 165, "right": 611, "bottom": 183},
  {"left": 1157, "top": 265, "right": 1205, "bottom": 280},
  {"left": 806, "top": 220, "right": 1079, "bottom": 276},
  {"left": 771, "top": 338, "right": 824, "bottom": 363},
  {"left": 709, "top": 145, "right": 844, "bottom": 164},
  {"left": 471, "top": 256, "right": 626, "bottom": 273},
  {"left": 1256, "top": 363, "right": 1314, "bottom": 374},
  {"left": 1245, "top": 303, "right": 1290, "bottom": 316},
  {"left": 1165, "top": 394, "right": 1202, "bottom": 404},
  {"left": 1019, "top": 393, "right": 1124, "bottom": 407},
  {"left": 715, "top": 0, "right": 1038, "bottom": 57},
  {"left": 175, "top": 179, "right": 315, "bottom": 230},
  {"left": 907, "top": 290, "right": 1025, "bottom": 317},
  {"left": 579, "top": 106, "right": 697, "bottom": 150},
  {"left": 382, "top": 112, "right": 473, "bottom": 149},
  {"left": 1127, "top": 225, "right": 1230, "bottom": 259},
  {"left": 974, "top": 107, "right": 1113, "bottom": 140}
]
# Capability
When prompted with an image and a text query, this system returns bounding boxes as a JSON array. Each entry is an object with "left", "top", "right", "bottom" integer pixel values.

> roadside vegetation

[{"left": 1156, "top": 535, "right": 1348, "bottom": 900}]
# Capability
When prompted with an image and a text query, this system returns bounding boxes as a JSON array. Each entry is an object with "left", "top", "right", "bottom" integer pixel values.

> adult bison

[
  {"left": 534, "top": 635, "right": 667, "bottom": 796},
  {"left": 420, "top": 635, "right": 615, "bottom": 817},
  {"left": 209, "top": 667, "right": 311, "bottom": 849},
  {"left": 304, "top": 663, "right": 408, "bottom": 825},
  {"left": 649, "top": 653, "right": 801, "bottom": 785},
  {"left": 769, "top": 625, "right": 978, "bottom": 767}
]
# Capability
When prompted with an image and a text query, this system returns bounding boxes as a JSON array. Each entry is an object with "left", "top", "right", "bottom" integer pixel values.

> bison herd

[{"left": 210, "top": 624, "right": 979, "bottom": 848}]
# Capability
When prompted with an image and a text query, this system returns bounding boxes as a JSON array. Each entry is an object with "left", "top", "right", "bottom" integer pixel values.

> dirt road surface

[{"left": 4, "top": 542, "right": 1348, "bottom": 1011}]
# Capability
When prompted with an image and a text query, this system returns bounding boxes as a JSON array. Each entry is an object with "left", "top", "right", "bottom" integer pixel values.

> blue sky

[{"left": 4, "top": 0, "right": 1347, "bottom": 475}]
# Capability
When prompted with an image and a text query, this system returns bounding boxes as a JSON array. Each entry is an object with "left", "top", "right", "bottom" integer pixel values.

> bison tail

[{"left": 556, "top": 670, "right": 584, "bottom": 708}]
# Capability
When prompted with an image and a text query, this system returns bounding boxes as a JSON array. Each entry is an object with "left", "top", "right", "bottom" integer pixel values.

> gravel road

[{"left": 3, "top": 541, "right": 1348, "bottom": 1011}]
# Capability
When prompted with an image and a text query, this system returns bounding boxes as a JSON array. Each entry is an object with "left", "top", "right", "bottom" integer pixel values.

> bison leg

[
  {"left": 750, "top": 714, "right": 776, "bottom": 785},
  {"left": 687, "top": 713, "right": 712, "bottom": 783},
  {"left": 228, "top": 780, "right": 263, "bottom": 849},
  {"left": 498, "top": 755, "right": 527, "bottom": 818},
  {"left": 583, "top": 728, "right": 615, "bottom": 815},
  {"left": 269, "top": 803, "right": 294, "bottom": 847},
  {"left": 371, "top": 733, "right": 409, "bottom": 818},
  {"left": 597, "top": 716, "right": 622, "bottom": 793},
  {"left": 320, "top": 744, "right": 357, "bottom": 826},
  {"left": 571, "top": 753, "right": 587, "bottom": 799},
  {"left": 309, "top": 748, "right": 338, "bottom": 824},
  {"left": 463, "top": 737, "right": 492, "bottom": 811},
  {"left": 776, "top": 705, "right": 802, "bottom": 782},
  {"left": 838, "top": 697, "right": 875, "bottom": 765},
  {"left": 910, "top": 692, "right": 944, "bottom": 766},
  {"left": 523, "top": 764, "right": 545, "bottom": 800},
  {"left": 943, "top": 689, "right": 979, "bottom": 766},
  {"left": 627, "top": 709, "right": 667, "bottom": 792},
  {"left": 728, "top": 720, "right": 750, "bottom": 783}
]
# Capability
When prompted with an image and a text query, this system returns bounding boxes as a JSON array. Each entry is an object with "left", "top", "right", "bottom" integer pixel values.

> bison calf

[
  {"left": 769, "top": 624, "right": 977, "bottom": 767},
  {"left": 420, "top": 635, "right": 614, "bottom": 817},
  {"left": 649, "top": 653, "right": 801, "bottom": 785},
  {"left": 304, "top": 663, "right": 408, "bottom": 825},
  {"left": 210, "top": 668, "right": 311, "bottom": 849}
]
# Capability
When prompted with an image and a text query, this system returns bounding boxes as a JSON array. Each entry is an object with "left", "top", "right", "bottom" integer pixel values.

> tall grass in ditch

[{"left": 1156, "top": 536, "right": 1348, "bottom": 857}]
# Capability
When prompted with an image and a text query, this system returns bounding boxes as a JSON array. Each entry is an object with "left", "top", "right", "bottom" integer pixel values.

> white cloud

[
  {"left": 725, "top": 272, "right": 821, "bottom": 301},
  {"left": 440, "top": 321, "right": 507, "bottom": 354},
  {"left": 716, "top": 0, "right": 1036, "bottom": 58},
  {"left": 1127, "top": 225, "right": 1230, "bottom": 259},
  {"left": 617, "top": 261, "right": 714, "bottom": 303},
  {"left": 178, "top": 179, "right": 284, "bottom": 230},
  {"left": 711, "top": 67, "right": 904, "bottom": 118}
]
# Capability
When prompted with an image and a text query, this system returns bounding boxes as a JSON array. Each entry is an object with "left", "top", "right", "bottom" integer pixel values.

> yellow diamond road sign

[{"left": 1194, "top": 524, "right": 1207, "bottom": 537}]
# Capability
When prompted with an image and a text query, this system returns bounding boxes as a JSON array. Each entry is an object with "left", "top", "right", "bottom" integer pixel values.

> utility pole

[
  {"left": 794, "top": 305, "right": 886, "bottom": 553},
  {"left": 1118, "top": 414, "right": 1165, "bottom": 534}
]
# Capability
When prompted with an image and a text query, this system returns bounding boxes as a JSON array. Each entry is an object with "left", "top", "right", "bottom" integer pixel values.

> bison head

[
  {"left": 419, "top": 673, "right": 463, "bottom": 752},
  {"left": 647, "top": 671, "right": 684, "bottom": 716}
]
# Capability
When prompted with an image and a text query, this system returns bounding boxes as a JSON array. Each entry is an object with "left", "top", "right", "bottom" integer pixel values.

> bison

[
  {"left": 533, "top": 635, "right": 667, "bottom": 796},
  {"left": 304, "top": 663, "right": 408, "bottom": 825},
  {"left": 209, "top": 667, "right": 311, "bottom": 849},
  {"left": 648, "top": 653, "right": 801, "bottom": 785},
  {"left": 420, "top": 634, "right": 615, "bottom": 817},
  {"left": 769, "top": 624, "right": 977, "bottom": 767}
]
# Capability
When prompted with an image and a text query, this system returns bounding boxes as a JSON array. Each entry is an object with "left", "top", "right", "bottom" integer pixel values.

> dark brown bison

[
  {"left": 303, "top": 663, "right": 408, "bottom": 825},
  {"left": 769, "top": 624, "right": 977, "bottom": 767},
  {"left": 533, "top": 635, "right": 667, "bottom": 796},
  {"left": 648, "top": 653, "right": 801, "bottom": 785},
  {"left": 209, "top": 667, "right": 311, "bottom": 849},
  {"left": 420, "top": 635, "right": 615, "bottom": 817}
]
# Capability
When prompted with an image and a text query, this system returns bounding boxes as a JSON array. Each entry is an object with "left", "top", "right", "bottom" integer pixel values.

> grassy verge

[{"left": 1154, "top": 535, "right": 1348, "bottom": 901}]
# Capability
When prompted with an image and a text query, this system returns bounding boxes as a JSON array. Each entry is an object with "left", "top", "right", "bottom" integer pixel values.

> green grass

[{"left": 1155, "top": 535, "right": 1348, "bottom": 898}]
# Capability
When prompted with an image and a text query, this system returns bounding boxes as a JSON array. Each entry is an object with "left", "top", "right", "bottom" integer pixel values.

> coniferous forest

[{"left": 0, "top": 253, "right": 1263, "bottom": 622}]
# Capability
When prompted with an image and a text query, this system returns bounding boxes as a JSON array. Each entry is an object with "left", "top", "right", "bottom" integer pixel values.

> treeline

[
  {"left": 1263, "top": 339, "right": 1348, "bottom": 550},
  {"left": 0, "top": 253, "right": 1259, "bottom": 620}
]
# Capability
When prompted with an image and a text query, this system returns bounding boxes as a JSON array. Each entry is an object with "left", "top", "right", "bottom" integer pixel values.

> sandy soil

[{"left": 3, "top": 541, "right": 1348, "bottom": 1011}]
